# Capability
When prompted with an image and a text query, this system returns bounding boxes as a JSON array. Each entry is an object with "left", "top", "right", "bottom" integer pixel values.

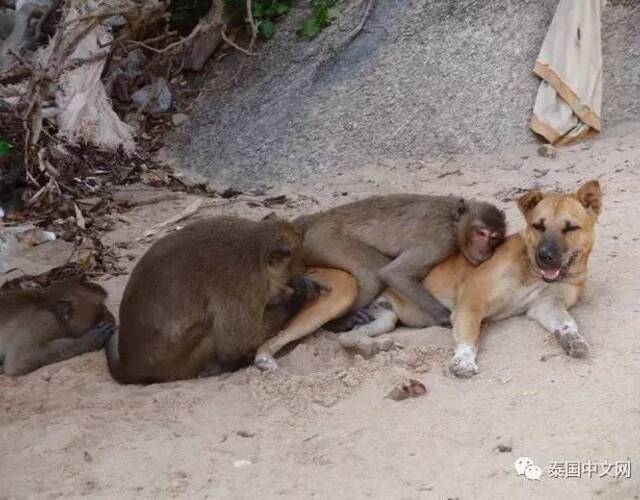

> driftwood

[
  {"left": 178, "top": 0, "right": 225, "bottom": 71},
  {"left": 135, "top": 197, "right": 203, "bottom": 241}
]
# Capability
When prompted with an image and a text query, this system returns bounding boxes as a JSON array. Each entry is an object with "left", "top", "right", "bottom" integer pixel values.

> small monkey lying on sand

[
  {"left": 107, "top": 214, "right": 356, "bottom": 383},
  {"left": 0, "top": 278, "right": 114, "bottom": 376}
]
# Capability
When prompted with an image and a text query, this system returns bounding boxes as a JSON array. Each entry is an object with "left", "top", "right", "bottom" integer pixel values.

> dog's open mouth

[
  {"left": 540, "top": 267, "right": 563, "bottom": 282},
  {"left": 538, "top": 253, "right": 577, "bottom": 283}
]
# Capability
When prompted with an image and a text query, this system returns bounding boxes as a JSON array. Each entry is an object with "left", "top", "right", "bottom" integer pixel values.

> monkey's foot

[
  {"left": 555, "top": 330, "right": 589, "bottom": 358},
  {"left": 449, "top": 344, "right": 478, "bottom": 379},
  {"left": 254, "top": 353, "right": 279, "bottom": 371}
]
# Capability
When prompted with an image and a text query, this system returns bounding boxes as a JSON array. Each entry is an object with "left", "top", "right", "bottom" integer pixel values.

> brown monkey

[
  {"left": 294, "top": 194, "right": 506, "bottom": 328},
  {"left": 0, "top": 278, "right": 115, "bottom": 376},
  {"left": 106, "top": 214, "right": 333, "bottom": 384}
]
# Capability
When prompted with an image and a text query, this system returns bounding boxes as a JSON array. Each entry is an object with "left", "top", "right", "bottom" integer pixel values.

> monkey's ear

[
  {"left": 576, "top": 180, "right": 602, "bottom": 218},
  {"left": 454, "top": 198, "right": 468, "bottom": 220},
  {"left": 262, "top": 212, "right": 279, "bottom": 222},
  {"left": 266, "top": 241, "right": 292, "bottom": 265},
  {"left": 517, "top": 190, "right": 544, "bottom": 215},
  {"left": 54, "top": 299, "right": 73, "bottom": 322}
]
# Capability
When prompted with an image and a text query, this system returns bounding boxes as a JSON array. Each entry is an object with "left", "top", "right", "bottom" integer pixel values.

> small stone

[
  {"left": 497, "top": 444, "right": 512, "bottom": 453},
  {"left": 236, "top": 430, "right": 256, "bottom": 438},
  {"left": 171, "top": 113, "right": 189, "bottom": 127},
  {"left": 537, "top": 144, "right": 557, "bottom": 158},
  {"left": 533, "top": 168, "right": 549, "bottom": 178},
  {"left": 131, "top": 78, "right": 172, "bottom": 115}
]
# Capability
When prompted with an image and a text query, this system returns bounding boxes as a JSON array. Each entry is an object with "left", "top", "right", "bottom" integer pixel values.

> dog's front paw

[
  {"left": 254, "top": 353, "right": 279, "bottom": 371},
  {"left": 449, "top": 356, "right": 478, "bottom": 378},
  {"left": 556, "top": 330, "right": 589, "bottom": 358},
  {"left": 449, "top": 344, "right": 478, "bottom": 378}
]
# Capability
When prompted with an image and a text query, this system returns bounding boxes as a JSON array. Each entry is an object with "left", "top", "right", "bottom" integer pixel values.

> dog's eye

[
  {"left": 562, "top": 222, "right": 580, "bottom": 234},
  {"left": 532, "top": 220, "right": 546, "bottom": 232}
]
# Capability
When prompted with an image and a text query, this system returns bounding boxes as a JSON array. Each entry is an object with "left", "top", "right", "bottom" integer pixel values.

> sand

[{"left": 2, "top": 122, "right": 640, "bottom": 499}]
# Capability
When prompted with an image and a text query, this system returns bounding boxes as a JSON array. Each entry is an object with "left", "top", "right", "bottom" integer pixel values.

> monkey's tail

[{"left": 105, "top": 330, "right": 134, "bottom": 384}]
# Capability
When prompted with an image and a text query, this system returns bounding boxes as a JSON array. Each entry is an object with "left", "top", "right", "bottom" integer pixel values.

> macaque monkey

[
  {"left": 294, "top": 194, "right": 506, "bottom": 328},
  {"left": 0, "top": 278, "right": 115, "bottom": 376},
  {"left": 106, "top": 214, "right": 347, "bottom": 384}
]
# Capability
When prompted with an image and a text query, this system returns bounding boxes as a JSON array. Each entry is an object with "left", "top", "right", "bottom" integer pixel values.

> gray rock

[
  {"left": 0, "top": 8, "right": 15, "bottom": 40},
  {"left": 131, "top": 77, "right": 172, "bottom": 115},
  {"left": 171, "top": 113, "right": 189, "bottom": 127},
  {"left": 166, "top": 0, "right": 640, "bottom": 188}
]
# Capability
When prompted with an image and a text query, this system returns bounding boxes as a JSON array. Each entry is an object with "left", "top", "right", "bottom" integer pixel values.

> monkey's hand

[
  {"left": 289, "top": 275, "right": 331, "bottom": 303},
  {"left": 426, "top": 301, "right": 453, "bottom": 328}
]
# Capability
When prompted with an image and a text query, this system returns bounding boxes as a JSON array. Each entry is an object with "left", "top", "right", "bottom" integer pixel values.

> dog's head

[{"left": 518, "top": 180, "right": 602, "bottom": 283}]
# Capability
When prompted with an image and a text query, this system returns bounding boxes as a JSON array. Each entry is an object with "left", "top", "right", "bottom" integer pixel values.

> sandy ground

[{"left": 2, "top": 122, "right": 640, "bottom": 499}]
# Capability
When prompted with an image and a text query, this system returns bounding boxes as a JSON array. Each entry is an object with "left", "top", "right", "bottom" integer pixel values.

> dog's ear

[
  {"left": 517, "top": 189, "right": 544, "bottom": 216},
  {"left": 576, "top": 180, "right": 602, "bottom": 218}
]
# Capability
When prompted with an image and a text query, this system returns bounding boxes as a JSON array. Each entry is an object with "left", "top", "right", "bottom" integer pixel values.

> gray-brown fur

[
  {"left": 294, "top": 194, "right": 505, "bottom": 329},
  {"left": 107, "top": 215, "right": 322, "bottom": 384},
  {"left": 0, "top": 278, "right": 115, "bottom": 376}
]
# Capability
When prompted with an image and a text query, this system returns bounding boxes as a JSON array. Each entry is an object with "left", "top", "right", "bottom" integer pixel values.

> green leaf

[
  {"left": 300, "top": 18, "right": 321, "bottom": 38},
  {"left": 265, "top": 4, "right": 277, "bottom": 17},
  {"left": 253, "top": 2, "right": 265, "bottom": 18},
  {"left": 259, "top": 19, "right": 275, "bottom": 38},
  {"left": 0, "top": 140, "right": 12, "bottom": 157},
  {"left": 275, "top": 2, "right": 289, "bottom": 14},
  {"left": 316, "top": 8, "right": 329, "bottom": 25}
]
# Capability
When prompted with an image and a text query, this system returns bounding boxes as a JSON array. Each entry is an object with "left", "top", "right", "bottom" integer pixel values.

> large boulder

[{"left": 167, "top": 0, "right": 640, "bottom": 187}]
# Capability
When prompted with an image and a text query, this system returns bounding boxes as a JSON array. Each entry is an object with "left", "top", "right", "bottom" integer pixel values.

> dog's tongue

[{"left": 541, "top": 268, "right": 561, "bottom": 281}]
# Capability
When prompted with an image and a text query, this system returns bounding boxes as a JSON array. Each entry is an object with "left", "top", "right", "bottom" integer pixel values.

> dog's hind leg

[
  {"left": 527, "top": 290, "right": 588, "bottom": 358},
  {"left": 337, "top": 295, "right": 399, "bottom": 357}
]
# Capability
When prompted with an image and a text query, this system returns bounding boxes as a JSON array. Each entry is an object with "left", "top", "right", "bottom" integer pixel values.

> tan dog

[
  {"left": 448, "top": 179, "right": 601, "bottom": 377},
  {"left": 264, "top": 180, "right": 601, "bottom": 377}
]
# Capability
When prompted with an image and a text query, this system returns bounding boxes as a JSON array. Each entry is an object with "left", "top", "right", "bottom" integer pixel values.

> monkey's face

[
  {"left": 459, "top": 202, "right": 506, "bottom": 266},
  {"left": 518, "top": 180, "right": 601, "bottom": 283},
  {"left": 263, "top": 220, "right": 305, "bottom": 278},
  {"left": 462, "top": 221, "right": 505, "bottom": 265}
]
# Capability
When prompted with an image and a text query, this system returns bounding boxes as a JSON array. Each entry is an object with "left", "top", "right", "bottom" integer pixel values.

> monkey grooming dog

[
  {"left": 252, "top": 196, "right": 505, "bottom": 370},
  {"left": 339, "top": 181, "right": 602, "bottom": 378},
  {"left": 294, "top": 194, "right": 505, "bottom": 328},
  {"left": 0, "top": 278, "right": 115, "bottom": 376},
  {"left": 107, "top": 215, "right": 354, "bottom": 383}
]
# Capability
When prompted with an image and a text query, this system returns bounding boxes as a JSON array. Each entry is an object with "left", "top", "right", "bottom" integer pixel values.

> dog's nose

[{"left": 537, "top": 246, "right": 556, "bottom": 265}]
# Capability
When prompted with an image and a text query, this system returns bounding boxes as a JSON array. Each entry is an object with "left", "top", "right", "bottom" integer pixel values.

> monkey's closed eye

[
  {"left": 267, "top": 247, "right": 291, "bottom": 264},
  {"left": 562, "top": 222, "right": 580, "bottom": 234},
  {"left": 473, "top": 228, "right": 489, "bottom": 238}
]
